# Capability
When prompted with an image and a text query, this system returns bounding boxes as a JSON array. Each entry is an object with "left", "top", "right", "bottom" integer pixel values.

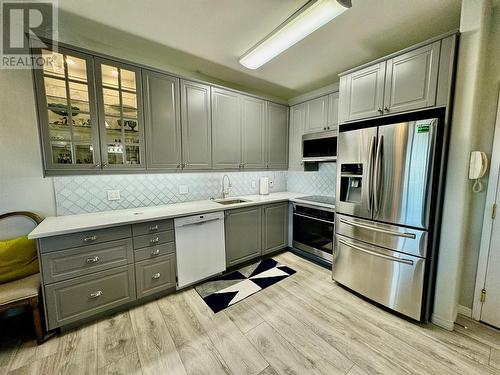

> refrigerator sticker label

[{"left": 417, "top": 125, "right": 430, "bottom": 133}]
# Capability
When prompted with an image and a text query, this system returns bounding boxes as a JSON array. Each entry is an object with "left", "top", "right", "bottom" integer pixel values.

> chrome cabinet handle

[
  {"left": 86, "top": 256, "right": 100, "bottom": 264},
  {"left": 177, "top": 164, "right": 181, "bottom": 168},
  {"left": 83, "top": 235, "right": 97, "bottom": 242},
  {"left": 95, "top": 163, "right": 101, "bottom": 168},
  {"left": 384, "top": 106, "right": 390, "bottom": 112},
  {"left": 150, "top": 237, "right": 160, "bottom": 244},
  {"left": 151, "top": 249, "right": 161, "bottom": 256},
  {"left": 102, "top": 163, "right": 108, "bottom": 167},
  {"left": 152, "top": 272, "right": 161, "bottom": 280},
  {"left": 149, "top": 224, "right": 159, "bottom": 232},
  {"left": 377, "top": 108, "right": 383, "bottom": 114},
  {"left": 339, "top": 218, "right": 416, "bottom": 239},
  {"left": 367, "top": 135, "right": 376, "bottom": 213},
  {"left": 338, "top": 239, "right": 414, "bottom": 265},
  {"left": 89, "top": 290, "right": 103, "bottom": 298}
]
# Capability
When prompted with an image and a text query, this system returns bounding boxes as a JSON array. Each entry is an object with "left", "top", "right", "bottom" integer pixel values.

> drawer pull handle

[
  {"left": 89, "top": 290, "right": 103, "bottom": 299},
  {"left": 151, "top": 249, "right": 161, "bottom": 256},
  {"left": 152, "top": 273, "right": 161, "bottom": 280},
  {"left": 83, "top": 235, "right": 97, "bottom": 242},
  {"left": 150, "top": 237, "right": 160, "bottom": 244},
  {"left": 149, "top": 224, "right": 159, "bottom": 232},
  {"left": 86, "top": 256, "right": 100, "bottom": 264}
]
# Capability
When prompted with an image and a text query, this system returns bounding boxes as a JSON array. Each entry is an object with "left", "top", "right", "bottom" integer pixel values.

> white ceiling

[{"left": 56, "top": 0, "right": 461, "bottom": 99}]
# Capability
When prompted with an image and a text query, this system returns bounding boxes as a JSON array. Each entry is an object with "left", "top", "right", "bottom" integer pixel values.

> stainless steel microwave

[{"left": 302, "top": 130, "right": 338, "bottom": 162}]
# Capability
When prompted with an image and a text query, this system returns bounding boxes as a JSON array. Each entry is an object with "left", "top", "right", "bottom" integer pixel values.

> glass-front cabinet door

[
  {"left": 33, "top": 46, "right": 101, "bottom": 172},
  {"left": 95, "top": 58, "right": 145, "bottom": 170}
]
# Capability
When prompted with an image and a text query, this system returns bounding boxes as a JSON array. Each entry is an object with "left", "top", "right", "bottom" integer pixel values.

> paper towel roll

[{"left": 259, "top": 177, "right": 269, "bottom": 195}]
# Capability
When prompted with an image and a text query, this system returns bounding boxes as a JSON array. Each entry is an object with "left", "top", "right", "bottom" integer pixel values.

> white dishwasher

[{"left": 174, "top": 211, "right": 226, "bottom": 289}]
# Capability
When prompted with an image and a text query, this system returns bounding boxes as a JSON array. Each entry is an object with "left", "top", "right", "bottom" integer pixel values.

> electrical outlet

[
  {"left": 107, "top": 190, "right": 121, "bottom": 201},
  {"left": 179, "top": 185, "right": 189, "bottom": 194},
  {"left": 251, "top": 180, "right": 256, "bottom": 188}
]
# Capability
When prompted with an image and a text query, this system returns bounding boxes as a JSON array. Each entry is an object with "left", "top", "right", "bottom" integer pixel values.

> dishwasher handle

[{"left": 175, "top": 217, "right": 221, "bottom": 228}]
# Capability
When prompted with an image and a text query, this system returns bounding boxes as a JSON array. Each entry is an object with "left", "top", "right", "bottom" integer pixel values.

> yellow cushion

[{"left": 0, "top": 236, "right": 39, "bottom": 284}]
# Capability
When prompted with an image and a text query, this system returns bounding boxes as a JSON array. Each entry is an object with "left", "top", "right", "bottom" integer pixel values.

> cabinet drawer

[
  {"left": 41, "top": 239, "right": 134, "bottom": 284},
  {"left": 132, "top": 219, "right": 174, "bottom": 236},
  {"left": 39, "top": 226, "right": 132, "bottom": 253},
  {"left": 135, "top": 254, "right": 176, "bottom": 298},
  {"left": 44, "top": 265, "right": 136, "bottom": 329},
  {"left": 134, "top": 242, "right": 175, "bottom": 262},
  {"left": 133, "top": 230, "right": 174, "bottom": 249}
]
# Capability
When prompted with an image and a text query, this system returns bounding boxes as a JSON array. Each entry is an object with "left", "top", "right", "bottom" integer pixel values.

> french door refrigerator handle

[
  {"left": 338, "top": 238, "right": 414, "bottom": 265},
  {"left": 339, "top": 217, "right": 416, "bottom": 239},
  {"left": 367, "top": 135, "right": 376, "bottom": 213},
  {"left": 373, "top": 135, "right": 384, "bottom": 213}
]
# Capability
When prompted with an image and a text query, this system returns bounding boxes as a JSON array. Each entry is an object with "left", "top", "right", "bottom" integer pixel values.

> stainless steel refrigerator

[{"left": 333, "top": 117, "right": 439, "bottom": 321}]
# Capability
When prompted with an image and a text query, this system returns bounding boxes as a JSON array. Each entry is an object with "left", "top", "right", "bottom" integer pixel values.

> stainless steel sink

[{"left": 214, "top": 198, "right": 249, "bottom": 205}]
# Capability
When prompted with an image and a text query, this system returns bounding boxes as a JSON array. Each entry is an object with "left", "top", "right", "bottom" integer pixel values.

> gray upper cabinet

[
  {"left": 211, "top": 87, "right": 241, "bottom": 169},
  {"left": 262, "top": 203, "right": 288, "bottom": 255},
  {"left": 180, "top": 80, "right": 212, "bottom": 170},
  {"left": 305, "top": 95, "right": 328, "bottom": 133},
  {"left": 33, "top": 45, "right": 101, "bottom": 173},
  {"left": 225, "top": 206, "right": 262, "bottom": 267},
  {"left": 241, "top": 96, "right": 266, "bottom": 169},
  {"left": 267, "top": 102, "right": 289, "bottom": 169},
  {"left": 143, "top": 70, "right": 181, "bottom": 170},
  {"left": 288, "top": 103, "right": 305, "bottom": 171},
  {"left": 339, "top": 61, "right": 386, "bottom": 122},
  {"left": 327, "top": 92, "right": 339, "bottom": 130},
  {"left": 95, "top": 58, "right": 146, "bottom": 170},
  {"left": 383, "top": 42, "right": 440, "bottom": 115}
]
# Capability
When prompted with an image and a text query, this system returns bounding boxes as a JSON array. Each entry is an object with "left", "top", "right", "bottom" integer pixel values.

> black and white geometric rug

[{"left": 195, "top": 258, "right": 296, "bottom": 313}]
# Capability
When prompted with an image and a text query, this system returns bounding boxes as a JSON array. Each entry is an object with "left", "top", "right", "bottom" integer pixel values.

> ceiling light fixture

[{"left": 239, "top": 0, "right": 352, "bottom": 70}]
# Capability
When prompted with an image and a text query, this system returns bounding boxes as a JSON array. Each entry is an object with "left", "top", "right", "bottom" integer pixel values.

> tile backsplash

[
  {"left": 53, "top": 164, "right": 336, "bottom": 215},
  {"left": 287, "top": 163, "right": 337, "bottom": 196}
]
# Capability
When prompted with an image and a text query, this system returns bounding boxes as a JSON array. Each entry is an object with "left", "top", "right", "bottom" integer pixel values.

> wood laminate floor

[{"left": 1, "top": 251, "right": 500, "bottom": 375}]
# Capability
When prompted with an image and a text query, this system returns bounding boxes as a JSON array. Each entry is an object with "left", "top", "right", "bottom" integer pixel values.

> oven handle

[
  {"left": 339, "top": 218, "right": 416, "bottom": 239},
  {"left": 337, "top": 238, "right": 414, "bottom": 265},
  {"left": 293, "top": 212, "right": 334, "bottom": 225}
]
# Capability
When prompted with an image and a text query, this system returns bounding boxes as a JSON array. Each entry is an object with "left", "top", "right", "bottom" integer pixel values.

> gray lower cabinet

[
  {"left": 241, "top": 96, "right": 266, "bottom": 169},
  {"left": 211, "top": 87, "right": 241, "bottom": 169},
  {"left": 383, "top": 41, "right": 440, "bottom": 115},
  {"left": 44, "top": 265, "right": 136, "bottom": 329},
  {"left": 132, "top": 230, "right": 174, "bottom": 249},
  {"left": 267, "top": 102, "right": 289, "bottom": 169},
  {"left": 225, "top": 206, "right": 262, "bottom": 267},
  {"left": 41, "top": 238, "right": 133, "bottom": 283},
  {"left": 135, "top": 253, "right": 176, "bottom": 298},
  {"left": 262, "top": 203, "right": 288, "bottom": 255},
  {"left": 143, "top": 70, "right": 181, "bottom": 170},
  {"left": 181, "top": 80, "right": 212, "bottom": 170}
]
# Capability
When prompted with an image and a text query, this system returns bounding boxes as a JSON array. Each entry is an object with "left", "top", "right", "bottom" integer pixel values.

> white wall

[{"left": 0, "top": 68, "right": 56, "bottom": 227}]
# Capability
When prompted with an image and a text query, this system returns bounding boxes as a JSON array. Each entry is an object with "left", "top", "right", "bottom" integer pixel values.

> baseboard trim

[
  {"left": 431, "top": 313, "right": 455, "bottom": 331},
  {"left": 457, "top": 304, "right": 472, "bottom": 318}
]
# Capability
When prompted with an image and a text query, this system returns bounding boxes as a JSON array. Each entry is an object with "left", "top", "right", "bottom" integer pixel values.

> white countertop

[{"left": 29, "top": 192, "right": 321, "bottom": 239}]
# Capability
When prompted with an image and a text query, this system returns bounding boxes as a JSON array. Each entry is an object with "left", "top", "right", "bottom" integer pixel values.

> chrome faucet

[{"left": 221, "top": 174, "right": 231, "bottom": 199}]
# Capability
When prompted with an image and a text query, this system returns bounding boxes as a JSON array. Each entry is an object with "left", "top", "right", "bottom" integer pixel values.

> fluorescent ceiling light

[{"left": 239, "top": 0, "right": 351, "bottom": 70}]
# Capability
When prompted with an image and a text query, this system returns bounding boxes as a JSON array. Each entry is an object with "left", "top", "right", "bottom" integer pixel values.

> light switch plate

[
  {"left": 107, "top": 190, "right": 121, "bottom": 201},
  {"left": 179, "top": 185, "right": 189, "bottom": 194}
]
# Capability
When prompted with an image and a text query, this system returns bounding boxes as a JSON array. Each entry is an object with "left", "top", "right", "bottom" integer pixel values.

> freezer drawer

[
  {"left": 335, "top": 214, "right": 428, "bottom": 258},
  {"left": 333, "top": 234, "right": 425, "bottom": 320}
]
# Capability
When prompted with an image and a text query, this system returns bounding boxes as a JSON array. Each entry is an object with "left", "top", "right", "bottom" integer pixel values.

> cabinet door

[
  {"left": 180, "top": 80, "right": 212, "bottom": 170},
  {"left": 95, "top": 58, "right": 145, "bottom": 170},
  {"left": 340, "top": 62, "right": 385, "bottom": 122},
  {"left": 225, "top": 207, "right": 262, "bottom": 267},
  {"left": 262, "top": 203, "right": 288, "bottom": 255},
  {"left": 288, "top": 103, "right": 305, "bottom": 171},
  {"left": 267, "top": 102, "right": 289, "bottom": 169},
  {"left": 33, "top": 45, "right": 101, "bottom": 172},
  {"left": 143, "top": 70, "right": 181, "bottom": 170},
  {"left": 305, "top": 95, "right": 328, "bottom": 133},
  {"left": 327, "top": 92, "right": 339, "bottom": 131},
  {"left": 211, "top": 88, "right": 241, "bottom": 169},
  {"left": 383, "top": 41, "right": 440, "bottom": 114},
  {"left": 241, "top": 95, "right": 266, "bottom": 169}
]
